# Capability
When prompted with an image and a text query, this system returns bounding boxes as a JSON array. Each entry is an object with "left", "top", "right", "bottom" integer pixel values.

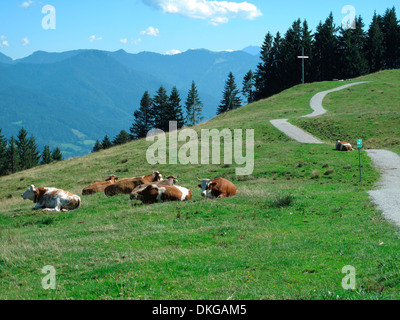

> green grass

[
  {"left": 292, "top": 70, "right": 400, "bottom": 154},
  {"left": 1, "top": 70, "right": 400, "bottom": 300}
]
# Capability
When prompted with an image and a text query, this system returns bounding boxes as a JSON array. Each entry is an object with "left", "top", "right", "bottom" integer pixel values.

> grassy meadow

[{"left": 0, "top": 70, "right": 400, "bottom": 300}]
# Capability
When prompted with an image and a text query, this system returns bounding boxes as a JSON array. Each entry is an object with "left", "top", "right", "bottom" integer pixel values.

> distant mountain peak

[{"left": 242, "top": 46, "right": 261, "bottom": 56}]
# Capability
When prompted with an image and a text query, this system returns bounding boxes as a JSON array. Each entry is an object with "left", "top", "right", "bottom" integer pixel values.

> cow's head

[
  {"left": 153, "top": 171, "right": 163, "bottom": 181},
  {"left": 166, "top": 176, "right": 178, "bottom": 184},
  {"left": 21, "top": 185, "right": 39, "bottom": 202},
  {"left": 136, "top": 184, "right": 161, "bottom": 204},
  {"left": 198, "top": 179, "right": 214, "bottom": 198},
  {"left": 106, "top": 175, "right": 118, "bottom": 183}
]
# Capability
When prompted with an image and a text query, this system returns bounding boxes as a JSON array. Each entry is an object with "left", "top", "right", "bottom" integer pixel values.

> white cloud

[
  {"left": 133, "top": 38, "right": 142, "bottom": 45},
  {"left": 21, "top": 0, "right": 33, "bottom": 8},
  {"left": 120, "top": 38, "right": 128, "bottom": 44},
  {"left": 0, "top": 35, "right": 9, "bottom": 47},
  {"left": 22, "top": 37, "right": 29, "bottom": 46},
  {"left": 143, "top": 0, "right": 262, "bottom": 26},
  {"left": 140, "top": 26, "right": 160, "bottom": 36},
  {"left": 165, "top": 49, "right": 182, "bottom": 55},
  {"left": 89, "top": 35, "right": 102, "bottom": 42}
]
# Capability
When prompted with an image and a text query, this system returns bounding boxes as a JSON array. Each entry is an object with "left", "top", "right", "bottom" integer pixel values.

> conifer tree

[
  {"left": 366, "top": 12, "right": 384, "bottom": 72},
  {"left": 92, "top": 140, "right": 102, "bottom": 152},
  {"left": 5, "top": 136, "right": 19, "bottom": 174},
  {"left": 113, "top": 130, "right": 131, "bottom": 145},
  {"left": 312, "top": 13, "right": 339, "bottom": 81},
  {"left": 242, "top": 70, "right": 255, "bottom": 104},
  {"left": 27, "top": 136, "right": 41, "bottom": 169},
  {"left": 169, "top": 86, "right": 185, "bottom": 129},
  {"left": 101, "top": 135, "right": 112, "bottom": 149},
  {"left": 0, "top": 129, "right": 7, "bottom": 176},
  {"left": 217, "top": 72, "right": 242, "bottom": 115},
  {"left": 41, "top": 145, "right": 52, "bottom": 165},
  {"left": 255, "top": 32, "right": 273, "bottom": 100},
  {"left": 16, "top": 127, "right": 30, "bottom": 170},
  {"left": 185, "top": 81, "right": 204, "bottom": 126},
  {"left": 152, "top": 86, "right": 171, "bottom": 132},
  {"left": 381, "top": 7, "right": 400, "bottom": 69},
  {"left": 130, "top": 91, "right": 153, "bottom": 140},
  {"left": 51, "top": 147, "right": 63, "bottom": 162}
]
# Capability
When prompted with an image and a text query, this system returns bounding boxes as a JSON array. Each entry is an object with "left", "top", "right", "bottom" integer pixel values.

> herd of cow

[
  {"left": 20, "top": 140, "right": 353, "bottom": 212},
  {"left": 20, "top": 171, "right": 237, "bottom": 212}
]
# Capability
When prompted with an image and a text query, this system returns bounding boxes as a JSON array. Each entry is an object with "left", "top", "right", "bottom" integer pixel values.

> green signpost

[{"left": 357, "top": 139, "right": 362, "bottom": 182}]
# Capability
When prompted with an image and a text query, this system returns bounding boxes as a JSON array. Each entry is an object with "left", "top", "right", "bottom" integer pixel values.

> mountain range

[{"left": 0, "top": 47, "right": 260, "bottom": 157}]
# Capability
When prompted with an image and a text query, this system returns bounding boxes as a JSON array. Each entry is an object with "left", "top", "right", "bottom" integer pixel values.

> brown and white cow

[
  {"left": 336, "top": 140, "right": 353, "bottom": 151},
  {"left": 133, "top": 184, "right": 192, "bottom": 204},
  {"left": 198, "top": 177, "right": 237, "bottom": 199},
  {"left": 104, "top": 171, "right": 163, "bottom": 197},
  {"left": 82, "top": 175, "right": 118, "bottom": 195},
  {"left": 130, "top": 176, "right": 178, "bottom": 200},
  {"left": 21, "top": 185, "right": 81, "bottom": 212}
]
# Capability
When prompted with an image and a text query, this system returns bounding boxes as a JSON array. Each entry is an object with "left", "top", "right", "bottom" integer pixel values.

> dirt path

[
  {"left": 270, "top": 81, "right": 400, "bottom": 228},
  {"left": 366, "top": 150, "right": 400, "bottom": 227}
]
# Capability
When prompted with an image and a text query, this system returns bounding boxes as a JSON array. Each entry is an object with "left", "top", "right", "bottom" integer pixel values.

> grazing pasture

[{"left": 0, "top": 70, "right": 400, "bottom": 300}]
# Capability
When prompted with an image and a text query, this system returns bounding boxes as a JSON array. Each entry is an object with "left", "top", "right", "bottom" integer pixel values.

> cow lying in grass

[
  {"left": 336, "top": 140, "right": 353, "bottom": 151},
  {"left": 104, "top": 171, "right": 163, "bottom": 197},
  {"left": 198, "top": 177, "right": 237, "bottom": 199},
  {"left": 130, "top": 176, "right": 178, "bottom": 201},
  {"left": 21, "top": 185, "right": 81, "bottom": 212},
  {"left": 82, "top": 175, "right": 118, "bottom": 195},
  {"left": 132, "top": 184, "right": 192, "bottom": 204}
]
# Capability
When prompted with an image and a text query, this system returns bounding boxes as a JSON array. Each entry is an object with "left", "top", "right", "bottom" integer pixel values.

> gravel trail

[
  {"left": 270, "top": 81, "right": 400, "bottom": 228},
  {"left": 366, "top": 150, "right": 400, "bottom": 227}
]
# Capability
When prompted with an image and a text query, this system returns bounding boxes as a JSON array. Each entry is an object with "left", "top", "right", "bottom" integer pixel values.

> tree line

[
  {"left": 92, "top": 7, "right": 399, "bottom": 152},
  {"left": 254, "top": 7, "right": 400, "bottom": 100},
  {"left": 0, "top": 127, "right": 63, "bottom": 177},
  {"left": 93, "top": 81, "right": 205, "bottom": 152}
]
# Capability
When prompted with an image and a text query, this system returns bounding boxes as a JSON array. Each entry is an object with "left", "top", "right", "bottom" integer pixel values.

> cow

[
  {"left": 130, "top": 176, "right": 178, "bottom": 201},
  {"left": 21, "top": 185, "right": 81, "bottom": 212},
  {"left": 336, "top": 140, "right": 353, "bottom": 151},
  {"left": 133, "top": 184, "right": 192, "bottom": 204},
  {"left": 82, "top": 175, "right": 118, "bottom": 195},
  {"left": 198, "top": 177, "right": 237, "bottom": 199},
  {"left": 104, "top": 171, "right": 163, "bottom": 197}
]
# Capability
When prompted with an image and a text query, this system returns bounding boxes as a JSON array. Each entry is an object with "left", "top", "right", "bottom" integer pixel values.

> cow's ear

[
  {"left": 198, "top": 184, "right": 202, "bottom": 188},
  {"left": 208, "top": 182, "right": 217, "bottom": 189}
]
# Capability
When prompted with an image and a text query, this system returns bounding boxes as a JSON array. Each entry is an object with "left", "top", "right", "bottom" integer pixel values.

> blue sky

[{"left": 0, "top": 0, "right": 398, "bottom": 59}]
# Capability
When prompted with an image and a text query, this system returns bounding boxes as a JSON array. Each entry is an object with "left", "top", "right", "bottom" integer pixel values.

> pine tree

[
  {"left": 101, "top": 135, "right": 112, "bottom": 149},
  {"left": 51, "top": 147, "right": 63, "bottom": 162},
  {"left": 281, "top": 19, "right": 304, "bottom": 87},
  {"left": 41, "top": 145, "right": 52, "bottom": 165},
  {"left": 185, "top": 81, "right": 204, "bottom": 126},
  {"left": 113, "top": 130, "right": 131, "bottom": 145},
  {"left": 0, "top": 129, "right": 7, "bottom": 176},
  {"left": 312, "top": 13, "right": 339, "bottom": 81},
  {"left": 217, "top": 72, "right": 242, "bottom": 115},
  {"left": 254, "top": 32, "right": 273, "bottom": 100},
  {"left": 92, "top": 140, "right": 102, "bottom": 152},
  {"left": 381, "top": 7, "right": 400, "bottom": 69},
  {"left": 152, "top": 86, "right": 172, "bottom": 132},
  {"left": 242, "top": 70, "right": 255, "bottom": 104},
  {"left": 130, "top": 91, "right": 153, "bottom": 140},
  {"left": 5, "top": 136, "right": 19, "bottom": 174},
  {"left": 301, "top": 20, "right": 313, "bottom": 83},
  {"left": 169, "top": 86, "right": 185, "bottom": 129},
  {"left": 366, "top": 12, "right": 384, "bottom": 72},
  {"left": 27, "top": 136, "right": 41, "bottom": 169},
  {"left": 16, "top": 127, "right": 30, "bottom": 170},
  {"left": 337, "top": 16, "right": 368, "bottom": 79}
]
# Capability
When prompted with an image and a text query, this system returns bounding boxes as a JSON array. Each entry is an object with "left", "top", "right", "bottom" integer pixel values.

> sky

[{"left": 0, "top": 0, "right": 398, "bottom": 60}]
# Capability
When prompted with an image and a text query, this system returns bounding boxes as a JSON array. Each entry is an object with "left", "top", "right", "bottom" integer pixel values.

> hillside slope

[{"left": 1, "top": 70, "right": 400, "bottom": 300}]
